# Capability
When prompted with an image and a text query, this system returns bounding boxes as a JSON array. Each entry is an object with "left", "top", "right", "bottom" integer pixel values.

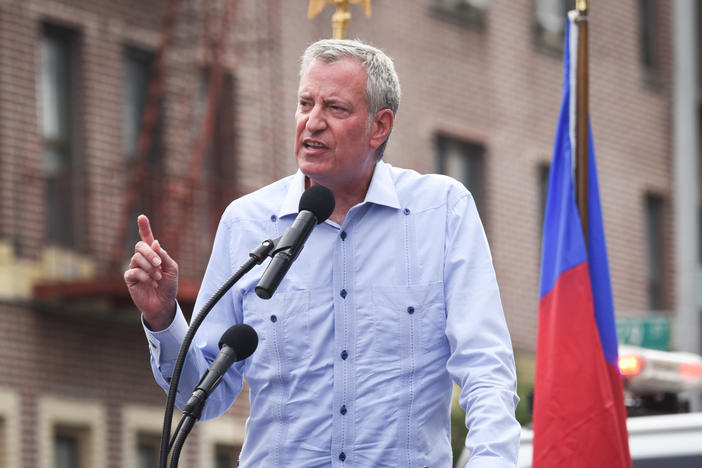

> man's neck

[
  {"left": 328, "top": 195, "right": 363, "bottom": 225},
  {"left": 326, "top": 183, "right": 369, "bottom": 225},
  {"left": 305, "top": 168, "right": 375, "bottom": 225}
]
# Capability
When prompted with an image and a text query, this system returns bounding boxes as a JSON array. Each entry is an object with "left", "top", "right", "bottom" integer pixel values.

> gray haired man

[{"left": 126, "top": 39, "right": 520, "bottom": 467}]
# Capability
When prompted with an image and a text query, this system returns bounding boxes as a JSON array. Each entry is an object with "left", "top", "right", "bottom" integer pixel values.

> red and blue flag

[{"left": 533, "top": 11, "right": 631, "bottom": 467}]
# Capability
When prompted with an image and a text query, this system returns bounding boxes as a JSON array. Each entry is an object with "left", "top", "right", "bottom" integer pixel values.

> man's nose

[{"left": 306, "top": 105, "right": 327, "bottom": 132}]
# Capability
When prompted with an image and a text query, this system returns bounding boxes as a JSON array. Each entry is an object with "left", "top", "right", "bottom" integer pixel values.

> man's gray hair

[{"left": 300, "top": 39, "right": 401, "bottom": 159}]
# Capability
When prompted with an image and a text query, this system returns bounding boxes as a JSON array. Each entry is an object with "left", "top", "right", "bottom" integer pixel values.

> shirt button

[
  {"left": 339, "top": 452, "right": 346, "bottom": 461},
  {"left": 340, "top": 350, "right": 348, "bottom": 360},
  {"left": 270, "top": 315, "right": 277, "bottom": 322},
  {"left": 270, "top": 214, "right": 277, "bottom": 222},
  {"left": 403, "top": 208, "right": 410, "bottom": 215},
  {"left": 407, "top": 306, "right": 415, "bottom": 314},
  {"left": 340, "top": 289, "right": 347, "bottom": 298},
  {"left": 340, "top": 405, "right": 347, "bottom": 415},
  {"left": 340, "top": 231, "right": 347, "bottom": 240}
]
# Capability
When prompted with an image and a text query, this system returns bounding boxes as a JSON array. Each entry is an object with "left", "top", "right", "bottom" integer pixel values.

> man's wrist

[{"left": 143, "top": 302, "right": 177, "bottom": 331}]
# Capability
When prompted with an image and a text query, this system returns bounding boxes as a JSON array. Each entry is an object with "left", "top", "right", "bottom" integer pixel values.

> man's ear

[{"left": 369, "top": 109, "right": 394, "bottom": 149}]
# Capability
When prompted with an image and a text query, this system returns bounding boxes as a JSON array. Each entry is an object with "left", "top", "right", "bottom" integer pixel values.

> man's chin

[
  {"left": 299, "top": 167, "right": 334, "bottom": 190},
  {"left": 297, "top": 158, "right": 330, "bottom": 178}
]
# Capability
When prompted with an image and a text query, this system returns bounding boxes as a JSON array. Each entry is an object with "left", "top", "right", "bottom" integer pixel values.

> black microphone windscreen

[
  {"left": 218, "top": 324, "right": 258, "bottom": 361},
  {"left": 299, "top": 185, "right": 335, "bottom": 224}
]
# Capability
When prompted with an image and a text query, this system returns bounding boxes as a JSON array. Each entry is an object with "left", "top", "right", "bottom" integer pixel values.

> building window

[
  {"left": 196, "top": 69, "right": 236, "bottom": 237},
  {"left": 123, "top": 46, "right": 163, "bottom": 249},
  {"left": 123, "top": 405, "right": 172, "bottom": 468},
  {"left": 38, "top": 397, "right": 105, "bottom": 468},
  {"left": 639, "top": 0, "right": 661, "bottom": 86},
  {"left": 124, "top": 47, "right": 157, "bottom": 163},
  {"left": 199, "top": 415, "right": 246, "bottom": 468},
  {"left": 436, "top": 134, "right": 486, "bottom": 219},
  {"left": 39, "top": 24, "right": 80, "bottom": 248},
  {"left": 0, "top": 389, "right": 19, "bottom": 468},
  {"left": 214, "top": 444, "right": 240, "bottom": 468},
  {"left": 137, "top": 432, "right": 160, "bottom": 468},
  {"left": 429, "top": 0, "right": 489, "bottom": 27},
  {"left": 54, "top": 427, "right": 85, "bottom": 468},
  {"left": 533, "top": 0, "right": 570, "bottom": 51},
  {"left": 538, "top": 162, "right": 551, "bottom": 240},
  {"left": 645, "top": 193, "right": 665, "bottom": 311}
]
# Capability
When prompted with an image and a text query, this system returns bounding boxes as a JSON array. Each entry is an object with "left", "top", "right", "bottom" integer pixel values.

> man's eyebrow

[{"left": 323, "top": 97, "right": 351, "bottom": 107}]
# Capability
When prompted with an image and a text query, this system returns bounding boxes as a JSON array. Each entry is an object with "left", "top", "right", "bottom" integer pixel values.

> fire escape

[{"left": 34, "top": 0, "right": 239, "bottom": 313}]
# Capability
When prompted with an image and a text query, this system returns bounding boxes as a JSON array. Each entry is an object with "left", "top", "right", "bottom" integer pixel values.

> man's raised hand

[{"left": 124, "top": 215, "right": 179, "bottom": 331}]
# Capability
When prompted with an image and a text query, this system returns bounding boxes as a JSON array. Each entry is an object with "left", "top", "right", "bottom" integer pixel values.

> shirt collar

[
  {"left": 277, "top": 161, "right": 401, "bottom": 219},
  {"left": 363, "top": 161, "right": 401, "bottom": 210},
  {"left": 278, "top": 171, "right": 307, "bottom": 218}
]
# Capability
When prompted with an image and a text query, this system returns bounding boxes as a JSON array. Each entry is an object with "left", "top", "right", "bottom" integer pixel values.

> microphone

[
  {"left": 255, "top": 185, "right": 335, "bottom": 299},
  {"left": 183, "top": 324, "right": 258, "bottom": 418}
]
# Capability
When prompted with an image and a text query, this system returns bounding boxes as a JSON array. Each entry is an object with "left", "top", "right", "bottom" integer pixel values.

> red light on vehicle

[
  {"left": 619, "top": 354, "right": 644, "bottom": 377},
  {"left": 680, "top": 362, "right": 702, "bottom": 381}
]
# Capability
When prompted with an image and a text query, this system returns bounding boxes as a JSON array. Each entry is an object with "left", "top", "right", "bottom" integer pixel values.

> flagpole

[{"left": 575, "top": 0, "right": 589, "bottom": 244}]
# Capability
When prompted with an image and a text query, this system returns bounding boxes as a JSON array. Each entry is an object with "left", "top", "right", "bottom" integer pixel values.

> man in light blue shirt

[{"left": 125, "top": 39, "right": 520, "bottom": 467}]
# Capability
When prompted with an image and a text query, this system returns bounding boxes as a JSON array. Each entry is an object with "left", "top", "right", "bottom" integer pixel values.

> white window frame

[
  {"left": 122, "top": 404, "right": 182, "bottom": 468},
  {"left": 198, "top": 415, "right": 246, "bottom": 468},
  {"left": 38, "top": 396, "right": 106, "bottom": 468},
  {"left": 0, "top": 388, "right": 20, "bottom": 468}
]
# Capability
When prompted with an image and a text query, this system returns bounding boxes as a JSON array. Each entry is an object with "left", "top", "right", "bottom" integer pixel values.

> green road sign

[{"left": 616, "top": 316, "right": 670, "bottom": 351}]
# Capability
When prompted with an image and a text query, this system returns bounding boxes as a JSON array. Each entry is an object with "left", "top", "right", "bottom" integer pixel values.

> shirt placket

[{"left": 331, "top": 222, "right": 356, "bottom": 466}]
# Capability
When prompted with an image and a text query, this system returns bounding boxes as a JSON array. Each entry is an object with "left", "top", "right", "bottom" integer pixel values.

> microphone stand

[
  {"left": 167, "top": 352, "right": 228, "bottom": 467},
  {"left": 169, "top": 415, "right": 195, "bottom": 468},
  {"left": 158, "top": 238, "right": 279, "bottom": 468}
]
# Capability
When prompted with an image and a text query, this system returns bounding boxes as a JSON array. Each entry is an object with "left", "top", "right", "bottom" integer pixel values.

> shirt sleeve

[
  {"left": 443, "top": 189, "right": 521, "bottom": 467},
  {"left": 141, "top": 211, "right": 246, "bottom": 421}
]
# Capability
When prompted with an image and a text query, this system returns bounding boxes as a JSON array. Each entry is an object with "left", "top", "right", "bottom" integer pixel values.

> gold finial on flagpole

[
  {"left": 308, "top": 0, "right": 372, "bottom": 39},
  {"left": 576, "top": 0, "right": 588, "bottom": 14}
]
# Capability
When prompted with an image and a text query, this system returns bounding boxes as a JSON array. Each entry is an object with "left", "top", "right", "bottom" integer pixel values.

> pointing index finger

[{"left": 137, "top": 215, "right": 156, "bottom": 246}]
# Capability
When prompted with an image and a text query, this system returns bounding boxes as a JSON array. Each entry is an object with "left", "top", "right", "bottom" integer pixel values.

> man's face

[{"left": 295, "top": 58, "right": 378, "bottom": 191}]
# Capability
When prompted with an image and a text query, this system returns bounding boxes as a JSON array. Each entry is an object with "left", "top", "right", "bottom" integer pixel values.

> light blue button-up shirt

[{"left": 145, "top": 161, "right": 520, "bottom": 467}]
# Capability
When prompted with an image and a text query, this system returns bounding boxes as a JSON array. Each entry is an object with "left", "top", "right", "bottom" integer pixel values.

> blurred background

[{"left": 0, "top": 0, "right": 699, "bottom": 467}]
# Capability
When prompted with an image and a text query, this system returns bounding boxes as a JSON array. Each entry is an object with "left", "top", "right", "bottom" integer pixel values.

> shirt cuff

[{"left": 142, "top": 303, "right": 188, "bottom": 364}]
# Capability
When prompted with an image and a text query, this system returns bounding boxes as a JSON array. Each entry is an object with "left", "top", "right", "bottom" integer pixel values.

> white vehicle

[
  {"left": 456, "top": 346, "right": 702, "bottom": 468},
  {"left": 513, "top": 412, "right": 702, "bottom": 468}
]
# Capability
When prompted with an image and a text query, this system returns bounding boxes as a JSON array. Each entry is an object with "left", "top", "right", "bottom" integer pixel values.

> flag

[{"left": 533, "top": 11, "right": 631, "bottom": 467}]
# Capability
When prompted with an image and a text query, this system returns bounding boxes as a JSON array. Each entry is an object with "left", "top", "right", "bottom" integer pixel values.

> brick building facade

[{"left": 0, "top": 0, "right": 682, "bottom": 466}]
